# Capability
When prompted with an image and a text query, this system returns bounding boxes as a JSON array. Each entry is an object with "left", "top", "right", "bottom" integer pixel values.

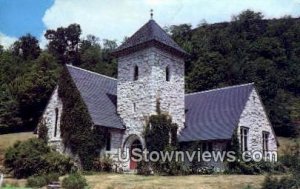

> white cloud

[
  {"left": 42, "top": 0, "right": 300, "bottom": 44},
  {"left": 0, "top": 32, "right": 17, "bottom": 49}
]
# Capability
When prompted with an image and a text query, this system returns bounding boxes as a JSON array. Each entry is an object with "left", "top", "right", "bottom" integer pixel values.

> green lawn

[{"left": 85, "top": 173, "right": 267, "bottom": 189}]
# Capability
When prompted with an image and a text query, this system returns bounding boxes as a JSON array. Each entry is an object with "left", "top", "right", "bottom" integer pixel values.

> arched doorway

[{"left": 129, "top": 139, "right": 142, "bottom": 170}]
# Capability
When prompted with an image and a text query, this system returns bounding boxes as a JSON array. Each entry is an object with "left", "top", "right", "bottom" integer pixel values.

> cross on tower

[{"left": 150, "top": 9, "right": 153, "bottom": 19}]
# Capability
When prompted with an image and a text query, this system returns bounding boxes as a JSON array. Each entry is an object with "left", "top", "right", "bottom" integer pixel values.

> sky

[{"left": 1, "top": 0, "right": 300, "bottom": 49}]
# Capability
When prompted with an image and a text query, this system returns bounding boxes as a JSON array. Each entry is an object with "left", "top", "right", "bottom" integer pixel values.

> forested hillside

[
  {"left": 0, "top": 10, "right": 299, "bottom": 137},
  {"left": 169, "top": 10, "right": 300, "bottom": 137}
]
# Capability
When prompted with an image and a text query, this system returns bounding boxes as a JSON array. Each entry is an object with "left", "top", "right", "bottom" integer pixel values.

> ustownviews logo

[{"left": 115, "top": 148, "right": 277, "bottom": 163}]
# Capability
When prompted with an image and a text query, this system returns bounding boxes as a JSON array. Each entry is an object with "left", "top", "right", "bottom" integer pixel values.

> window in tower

[
  {"left": 134, "top": 65, "right": 139, "bottom": 81},
  {"left": 166, "top": 66, "right": 170, "bottom": 81}
]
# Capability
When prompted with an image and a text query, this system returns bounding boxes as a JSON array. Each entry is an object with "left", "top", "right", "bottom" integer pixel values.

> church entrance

[{"left": 129, "top": 139, "right": 142, "bottom": 170}]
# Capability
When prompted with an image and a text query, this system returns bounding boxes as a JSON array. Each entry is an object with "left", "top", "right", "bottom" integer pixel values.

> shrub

[
  {"left": 26, "top": 173, "right": 59, "bottom": 188},
  {"left": 27, "top": 175, "right": 47, "bottom": 188},
  {"left": 137, "top": 159, "right": 152, "bottom": 175},
  {"left": 45, "top": 172, "right": 60, "bottom": 183},
  {"left": 226, "top": 160, "right": 278, "bottom": 175},
  {"left": 4, "top": 138, "right": 74, "bottom": 178},
  {"left": 261, "top": 175, "right": 299, "bottom": 189},
  {"left": 195, "top": 166, "right": 214, "bottom": 175},
  {"left": 41, "top": 151, "right": 74, "bottom": 175},
  {"left": 62, "top": 173, "right": 88, "bottom": 189},
  {"left": 143, "top": 105, "right": 180, "bottom": 175},
  {"left": 93, "top": 155, "right": 113, "bottom": 172}
]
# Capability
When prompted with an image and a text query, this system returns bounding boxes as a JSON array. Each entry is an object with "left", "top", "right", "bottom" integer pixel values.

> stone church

[{"left": 40, "top": 18, "right": 277, "bottom": 171}]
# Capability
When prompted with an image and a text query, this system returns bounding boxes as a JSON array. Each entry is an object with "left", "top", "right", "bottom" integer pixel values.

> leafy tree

[
  {"left": 45, "top": 24, "right": 81, "bottom": 64},
  {"left": 12, "top": 34, "right": 41, "bottom": 60},
  {"left": 0, "top": 51, "right": 59, "bottom": 133},
  {"left": 79, "top": 36, "right": 117, "bottom": 77},
  {"left": 0, "top": 44, "right": 3, "bottom": 54},
  {"left": 103, "top": 39, "right": 117, "bottom": 51}
]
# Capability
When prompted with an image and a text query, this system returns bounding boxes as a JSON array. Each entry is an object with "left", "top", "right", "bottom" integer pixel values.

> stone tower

[{"left": 113, "top": 19, "right": 187, "bottom": 145}]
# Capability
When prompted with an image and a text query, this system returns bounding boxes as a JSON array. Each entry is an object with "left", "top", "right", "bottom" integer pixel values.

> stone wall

[
  {"left": 39, "top": 87, "right": 64, "bottom": 153},
  {"left": 117, "top": 47, "right": 185, "bottom": 149},
  {"left": 237, "top": 88, "right": 277, "bottom": 153}
]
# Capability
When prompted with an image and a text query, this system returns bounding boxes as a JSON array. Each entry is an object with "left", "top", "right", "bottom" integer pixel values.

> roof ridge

[
  {"left": 66, "top": 64, "right": 117, "bottom": 81},
  {"left": 115, "top": 20, "right": 152, "bottom": 50},
  {"left": 113, "top": 19, "right": 187, "bottom": 57},
  {"left": 185, "top": 83, "right": 254, "bottom": 96}
]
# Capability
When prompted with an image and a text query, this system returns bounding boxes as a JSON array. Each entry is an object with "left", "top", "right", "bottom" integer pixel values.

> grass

[{"left": 85, "top": 173, "right": 266, "bottom": 189}]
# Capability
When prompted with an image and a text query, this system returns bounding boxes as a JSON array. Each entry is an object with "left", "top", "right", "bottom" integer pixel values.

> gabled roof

[
  {"left": 65, "top": 65, "right": 254, "bottom": 140},
  {"left": 66, "top": 65, "right": 124, "bottom": 130},
  {"left": 178, "top": 83, "right": 254, "bottom": 142},
  {"left": 112, "top": 19, "right": 187, "bottom": 58}
]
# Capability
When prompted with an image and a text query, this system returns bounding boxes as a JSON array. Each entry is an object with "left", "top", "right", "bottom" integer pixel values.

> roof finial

[{"left": 150, "top": 9, "right": 153, "bottom": 20}]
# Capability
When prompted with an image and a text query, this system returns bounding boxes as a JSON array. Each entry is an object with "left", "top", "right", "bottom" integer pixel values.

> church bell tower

[{"left": 112, "top": 17, "right": 187, "bottom": 142}]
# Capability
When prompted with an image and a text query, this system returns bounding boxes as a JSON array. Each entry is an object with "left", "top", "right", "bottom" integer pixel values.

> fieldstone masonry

[
  {"left": 117, "top": 47, "right": 185, "bottom": 147},
  {"left": 238, "top": 88, "right": 277, "bottom": 152},
  {"left": 39, "top": 87, "right": 64, "bottom": 153}
]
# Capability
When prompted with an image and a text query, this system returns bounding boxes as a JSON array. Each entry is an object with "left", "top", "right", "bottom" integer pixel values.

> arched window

[
  {"left": 54, "top": 108, "right": 58, "bottom": 137},
  {"left": 134, "top": 65, "right": 139, "bottom": 81},
  {"left": 166, "top": 66, "right": 170, "bottom": 81}
]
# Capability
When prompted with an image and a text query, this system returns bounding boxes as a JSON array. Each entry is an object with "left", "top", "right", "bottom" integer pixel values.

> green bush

[
  {"left": 261, "top": 175, "right": 299, "bottom": 189},
  {"left": 26, "top": 173, "right": 59, "bottom": 188},
  {"left": 93, "top": 155, "right": 113, "bottom": 172},
  {"left": 137, "top": 159, "right": 152, "bottom": 175},
  {"left": 143, "top": 105, "right": 181, "bottom": 175},
  {"left": 226, "top": 160, "right": 278, "bottom": 175},
  {"left": 4, "top": 138, "right": 74, "bottom": 178},
  {"left": 62, "top": 173, "right": 88, "bottom": 189},
  {"left": 26, "top": 175, "right": 47, "bottom": 188},
  {"left": 41, "top": 151, "right": 75, "bottom": 175},
  {"left": 45, "top": 172, "right": 60, "bottom": 183}
]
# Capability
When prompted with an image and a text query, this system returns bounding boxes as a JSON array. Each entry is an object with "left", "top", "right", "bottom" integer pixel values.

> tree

[
  {"left": 103, "top": 39, "right": 117, "bottom": 51},
  {"left": 45, "top": 24, "right": 81, "bottom": 64},
  {"left": 0, "top": 44, "right": 3, "bottom": 54},
  {"left": 12, "top": 34, "right": 41, "bottom": 60}
]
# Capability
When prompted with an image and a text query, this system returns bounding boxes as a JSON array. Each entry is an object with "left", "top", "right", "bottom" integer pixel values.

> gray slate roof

[
  {"left": 113, "top": 19, "right": 187, "bottom": 57},
  {"left": 65, "top": 65, "right": 254, "bottom": 140},
  {"left": 178, "top": 83, "right": 254, "bottom": 142},
  {"left": 66, "top": 65, "right": 124, "bottom": 129}
]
